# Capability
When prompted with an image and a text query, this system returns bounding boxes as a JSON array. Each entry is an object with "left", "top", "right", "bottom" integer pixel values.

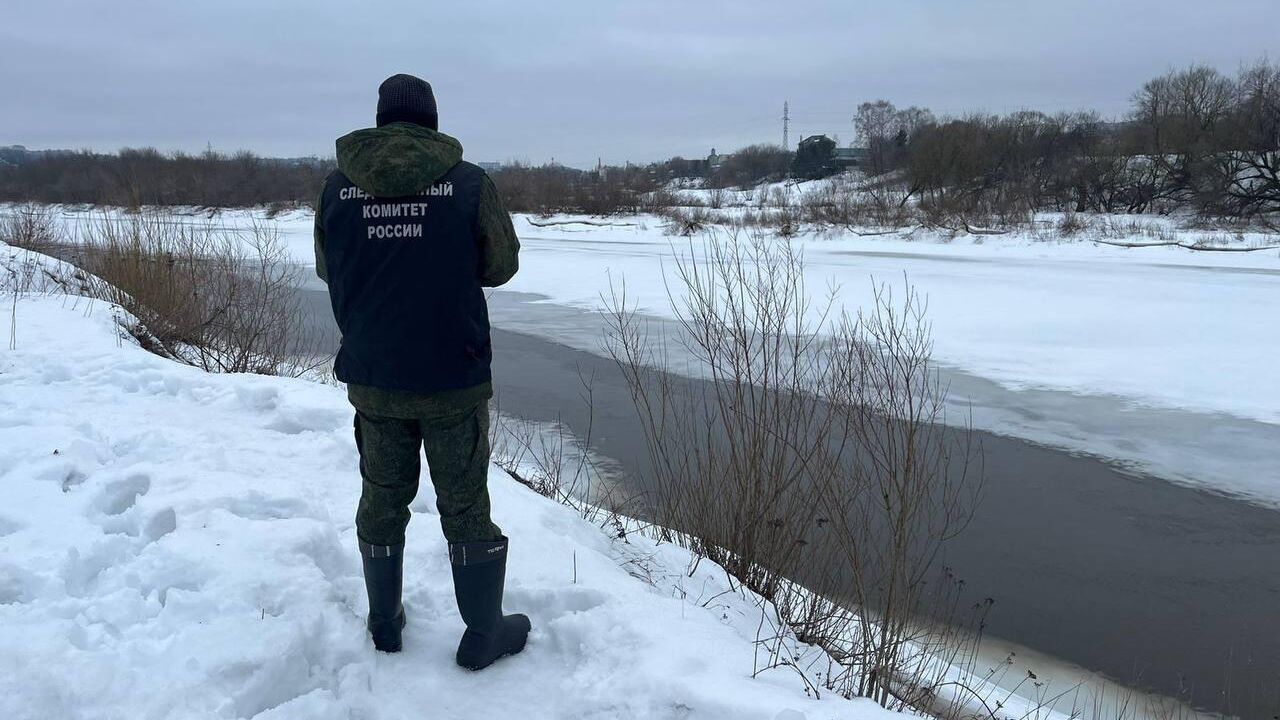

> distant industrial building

[{"left": 831, "top": 146, "right": 870, "bottom": 168}]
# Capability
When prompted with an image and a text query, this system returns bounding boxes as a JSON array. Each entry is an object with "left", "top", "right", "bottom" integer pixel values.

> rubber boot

[
  {"left": 360, "top": 540, "right": 407, "bottom": 653},
  {"left": 449, "top": 536, "right": 531, "bottom": 670}
]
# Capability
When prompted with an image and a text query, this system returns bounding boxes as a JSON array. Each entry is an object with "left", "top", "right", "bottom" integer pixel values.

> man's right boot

[
  {"left": 360, "top": 540, "right": 407, "bottom": 653},
  {"left": 449, "top": 536, "right": 531, "bottom": 670}
]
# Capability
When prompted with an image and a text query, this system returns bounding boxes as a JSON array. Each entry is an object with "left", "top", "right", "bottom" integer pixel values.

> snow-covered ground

[
  {"left": 0, "top": 247, "right": 914, "bottom": 719},
  {"left": 11, "top": 202, "right": 1280, "bottom": 505},
  {"left": 2, "top": 214, "right": 1249, "bottom": 718}
]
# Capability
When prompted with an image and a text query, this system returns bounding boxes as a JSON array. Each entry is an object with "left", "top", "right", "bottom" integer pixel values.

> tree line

[
  {"left": 0, "top": 147, "right": 331, "bottom": 209},
  {"left": 500, "top": 61, "right": 1279, "bottom": 221},
  {"left": 485, "top": 146, "right": 795, "bottom": 214},
  {"left": 2, "top": 61, "right": 1275, "bottom": 221},
  {"left": 860, "top": 60, "right": 1280, "bottom": 221}
]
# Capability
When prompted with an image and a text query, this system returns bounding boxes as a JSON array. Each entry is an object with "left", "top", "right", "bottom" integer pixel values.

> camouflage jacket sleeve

[
  {"left": 476, "top": 175, "right": 519, "bottom": 287},
  {"left": 313, "top": 188, "right": 328, "bottom": 284}
]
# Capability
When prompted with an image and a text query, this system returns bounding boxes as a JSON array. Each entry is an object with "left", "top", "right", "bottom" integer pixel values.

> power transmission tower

[{"left": 782, "top": 101, "right": 790, "bottom": 150}]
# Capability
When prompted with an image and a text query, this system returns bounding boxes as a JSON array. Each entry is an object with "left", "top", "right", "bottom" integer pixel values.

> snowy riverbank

[
  {"left": 2, "top": 222, "right": 1256, "bottom": 718},
  {"left": 0, "top": 248, "right": 907, "bottom": 719}
]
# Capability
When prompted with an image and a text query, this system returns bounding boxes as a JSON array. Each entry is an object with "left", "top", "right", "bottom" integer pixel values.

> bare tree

[{"left": 855, "top": 100, "right": 900, "bottom": 175}]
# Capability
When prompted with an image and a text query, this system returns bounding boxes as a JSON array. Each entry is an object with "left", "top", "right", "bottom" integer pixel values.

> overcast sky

[{"left": 3, "top": 1, "right": 1276, "bottom": 167}]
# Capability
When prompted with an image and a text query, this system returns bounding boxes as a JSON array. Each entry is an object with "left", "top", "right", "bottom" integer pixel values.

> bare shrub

[
  {"left": 678, "top": 193, "right": 707, "bottom": 208},
  {"left": 799, "top": 180, "right": 916, "bottom": 229},
  {"left": 1055, "top": 212, "right": 1089, "bottom": 236},
  {"left": 864, "top": 184, "right": 918, "bottom": 228},
  {"left": 657, "top": 206, "right": 713, "bottom": 236},
  {"left": 767, "top": 185, "right": 793, "bottom": 209},
  {"left": 487, "top": 391, "right": 640, "bottom": 538},
  {"left": 641, "top": 188, "right": 683, "bottom": 212},
  {"left": 263, "top": 200, "right": 298, "bottom": 219},
  {"left": 708, "top": 187, "right": 726, "bottom": 209},
  {"left": 815, "top": 280, "right": 982, "bottom": 709},
  {"left": 605, "top": 230, "right": 982, "bottom": 712},
  {"left": 799, "top": 184, "right": 860, "bottom": 228},
  {"left": 488, "top": 398, "right": 598, "bottom": 508},
  {"left": 755, "top": 185, "right": 772, "bottom": 207},
  {"left": 73, "top": 212, "right": 311, "bottom": 375},
  {"left": 0, "top": 204, "right": 60, "bottom": 253},
  {"left": 1, "top": 240, "right": 86, "bottom": 350}
]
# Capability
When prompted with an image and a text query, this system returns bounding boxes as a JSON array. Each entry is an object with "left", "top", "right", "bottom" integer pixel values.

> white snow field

[
  {"left": 503, "top": 215, "right": 1280, "bottom": 424},
  {"left": 0, "top": 250, "right": 908, "bottom": 719}
]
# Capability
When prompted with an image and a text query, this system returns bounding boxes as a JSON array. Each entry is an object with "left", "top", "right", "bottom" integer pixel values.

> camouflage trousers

[{"left": 353, "top": 400, "right": 502, "bottom": 547}]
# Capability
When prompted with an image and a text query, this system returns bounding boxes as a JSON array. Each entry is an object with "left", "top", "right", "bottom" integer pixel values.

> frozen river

[{"left": 296, "top": 280, "right": 1280, "bottom": 717}]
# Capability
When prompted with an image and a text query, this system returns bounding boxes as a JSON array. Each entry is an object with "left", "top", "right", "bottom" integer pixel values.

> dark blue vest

[{"left": 320, "top": 161, "right": 491, "bottom": 393}]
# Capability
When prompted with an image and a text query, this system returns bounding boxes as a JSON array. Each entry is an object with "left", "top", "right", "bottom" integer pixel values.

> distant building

[
  {"left": 477, "top": 161, "right": 504, "bottom": 172},
  {"left": 831, "top": 146, "right": 870, "bottom": 169},
  {"left": 707, "top": 148, "right": 729, "bottom": 170},
  {"left": 657, "top": 156, "right": 708, "bottom": 179}
]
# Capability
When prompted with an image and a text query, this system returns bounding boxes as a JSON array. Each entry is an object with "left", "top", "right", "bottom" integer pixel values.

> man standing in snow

[{"left": 313, "top": 74, "right": 529, "bottom": 669}]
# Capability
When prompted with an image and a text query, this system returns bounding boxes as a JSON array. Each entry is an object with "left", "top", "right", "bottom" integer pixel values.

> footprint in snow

[
  {"left": 61, "top": 537, "right": 133, "bottom": 598},
  {"left": 142, "top": 507, "right": 178, "bottom": 544},
  {"left": 90, "top": 474, "right": 165, "bottom": 539},
  {"left": 222, "top": 493, "right": 316, "bottom": 522},
  {"left": 61, "top": 468, "right": 89, "bottom": 492},
  {"left": 0, "top": 562, "right": 42, "bottom": 604},
  {"left": 93, "top": 473, "right": 151, "bottom": 516},
  {"left": 505, "top": 585, "right": 609, "bottom": 618},
  {"left": 234, "top": 385, "right": 281, "bottom": 412},
  {"left": 0, "top": 515, "right": 22, "bottom": 537},
  {"left": 263, "top": 406, "right": 348, "bottom": 436},
  {"left": 292, "top": 527, "right": 358, "bottom": 584}
]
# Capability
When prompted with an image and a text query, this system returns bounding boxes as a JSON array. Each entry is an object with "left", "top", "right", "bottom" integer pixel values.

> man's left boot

[
  {"left": 449, "top": 536, "right": 531, "bottom": 670},
  {"left": 360, "top": 540, "right": 407, "bottom": 653}
]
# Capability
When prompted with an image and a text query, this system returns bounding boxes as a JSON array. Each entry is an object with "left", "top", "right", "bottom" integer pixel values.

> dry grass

[
  {"left": 69, "top": 212, "right": 313, "bottom": 375},
  {"left": 487, "top": 389, "right": 645, "bottom": 539},
  {"left": 0, "top": 204, "right": 61, "bottom": 254},
  {"left": 2, "top": 205, "right": 315, "bottom": 377}
]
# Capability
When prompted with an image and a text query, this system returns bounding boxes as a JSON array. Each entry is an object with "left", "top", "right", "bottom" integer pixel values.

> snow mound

[{"left": 0, "top": 268, "right": 895, "bottom": 718}]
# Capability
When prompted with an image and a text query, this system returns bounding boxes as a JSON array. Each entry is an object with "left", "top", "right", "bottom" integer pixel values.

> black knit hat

[{"left": 376, "top": 74, "right": 438, "bottom": 130}]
